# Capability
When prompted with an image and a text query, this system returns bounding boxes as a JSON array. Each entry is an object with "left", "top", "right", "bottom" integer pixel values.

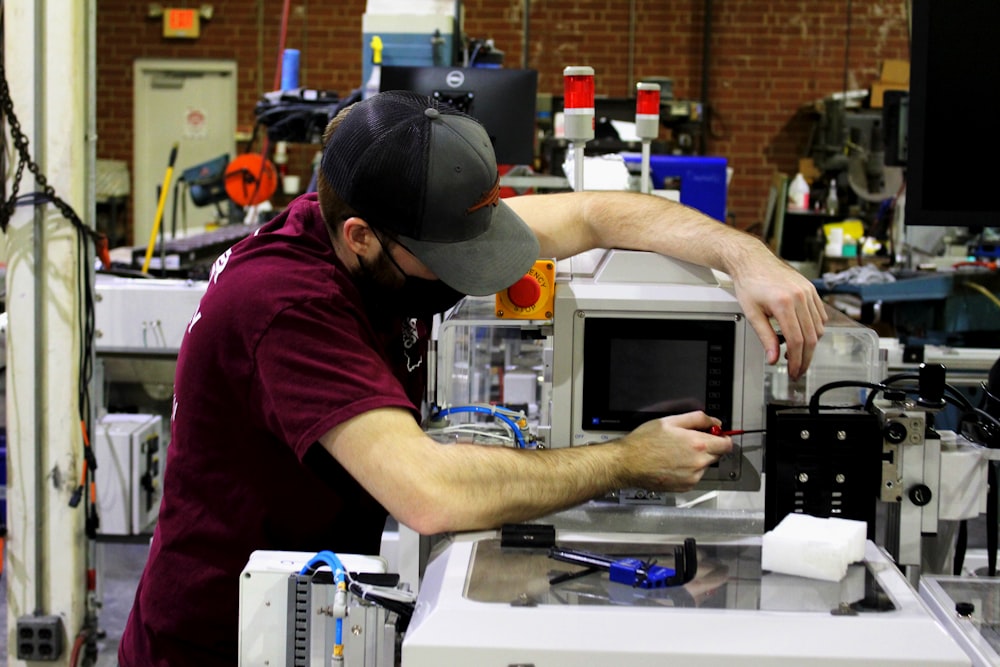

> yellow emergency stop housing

[{"left": 495, "top": 259, "right": 556, "bottom": 320}]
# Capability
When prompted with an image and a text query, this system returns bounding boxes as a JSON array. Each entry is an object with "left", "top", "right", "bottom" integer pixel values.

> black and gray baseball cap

[{"left": 319, "top": 90, "right": 540, "bottom": 296}]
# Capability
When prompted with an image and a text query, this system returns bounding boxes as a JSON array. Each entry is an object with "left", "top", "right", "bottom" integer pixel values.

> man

[{"left": 119, "top": 91, "right": 825, "bottom": 665}]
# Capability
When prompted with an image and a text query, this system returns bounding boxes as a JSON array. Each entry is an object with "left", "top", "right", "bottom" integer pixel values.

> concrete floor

[{"left": 1, "top": 540, "right": 149, "bottom": 666}]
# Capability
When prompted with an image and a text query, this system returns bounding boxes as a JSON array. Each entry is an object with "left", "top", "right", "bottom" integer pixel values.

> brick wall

[{"left": 96, "top": 0, "right": 909, "bottom": 239}]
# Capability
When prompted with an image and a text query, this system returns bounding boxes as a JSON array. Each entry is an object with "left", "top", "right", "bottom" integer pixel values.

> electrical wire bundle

[
  {"left": 426, "top": 403, "right": 532, "bottom": 448},
  {"left": 808, "top": 371, "right": 1000, "bottom": 443},
  {"left": 347, "top": 575, "right": 417, "bottom": 633}
]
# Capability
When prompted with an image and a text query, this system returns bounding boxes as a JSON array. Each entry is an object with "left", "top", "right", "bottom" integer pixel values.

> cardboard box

[
  {"left": 879, "top": 58, "right": 910, "bottom": 85},
  {"left": 798, "top": 158, "right": 821, "bottom": 184}
]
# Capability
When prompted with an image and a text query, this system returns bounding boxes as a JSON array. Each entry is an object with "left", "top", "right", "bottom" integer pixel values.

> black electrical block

[
  {"left": 501, "top": 523, "right": 556, "bottom": 549},
  {"left": 16, "top": 615, "right": 64, "bottom": 661},
  {"left": 764, "top": 406, "right": 882, "bottom": 539}
]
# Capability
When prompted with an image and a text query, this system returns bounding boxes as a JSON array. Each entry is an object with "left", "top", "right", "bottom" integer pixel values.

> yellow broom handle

[{"left": 141, "top": 143, "right": 179, "bottom": 274}]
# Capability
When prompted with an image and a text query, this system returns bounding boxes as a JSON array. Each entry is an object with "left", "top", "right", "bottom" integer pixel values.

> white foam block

[
  {"left": 761, "top": 514, "right": 867, "bottom": 582},
  {"left": 760, "top": 564, "right": 866, "bottom": 611},
  {"left": 827, "top": 516, "right": 867, "bottom": 563}
]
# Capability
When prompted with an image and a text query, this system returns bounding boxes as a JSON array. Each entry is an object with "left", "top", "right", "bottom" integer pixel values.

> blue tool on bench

[{"left": 547, "top": 538, "right": 698, "bottom": 589}]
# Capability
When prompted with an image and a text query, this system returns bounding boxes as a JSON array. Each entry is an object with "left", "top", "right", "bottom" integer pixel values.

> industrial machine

[
  {"left": 236, "top": 249, "right": 1000, "bottom": 665},
  {"left": 431, "top": 248, "right": 880, "bottom": 496},
  {"left": 545, "top": 251, "right": 762, "bottom": 489},
  {"left": 238, "top": 550, "right": 401, "bottom": 667},
  {"left": 401, "top": 530, "right": 968, "bottom": 666}
]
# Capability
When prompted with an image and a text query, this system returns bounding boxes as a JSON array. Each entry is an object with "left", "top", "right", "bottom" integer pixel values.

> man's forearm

[
  {"left": 326, "top": 407, "right": 727, "bottom": 536},
  {"left": 575, "top": 191, "right": 773, "bottom": 278},
  {"left": 416, "top": 437, "right": 637, "bottom": 533},
  {"left": 324, "top": 407, "right": 638, "bottom": 536},
  {"left": 509, "top": 190, "right": 769, "bottom": 275}
]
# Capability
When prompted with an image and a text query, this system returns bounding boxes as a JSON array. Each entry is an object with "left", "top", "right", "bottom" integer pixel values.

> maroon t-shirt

[{"left": 119, "top": 194, "right": 428, "bottom": 666}]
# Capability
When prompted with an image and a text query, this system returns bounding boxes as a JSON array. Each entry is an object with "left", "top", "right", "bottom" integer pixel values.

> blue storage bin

[{"left": 622, "top": 153, "right": 728, "bottom": 223}]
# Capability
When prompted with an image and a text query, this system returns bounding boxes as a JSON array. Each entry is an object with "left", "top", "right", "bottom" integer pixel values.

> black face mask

[
  {"left": 396, "top": 276, "right": 466, "bottom": 317},
  {"left": 354, "top": 234, "right": 465, "bottom": 318}
]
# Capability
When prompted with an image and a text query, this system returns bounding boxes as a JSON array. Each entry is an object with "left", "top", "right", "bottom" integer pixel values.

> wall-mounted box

[{"left": 95, "top": 413, "right": 164, "bottom": 536}]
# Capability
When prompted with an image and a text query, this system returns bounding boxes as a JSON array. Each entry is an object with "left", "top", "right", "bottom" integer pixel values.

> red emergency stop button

[
  {"left": 495, "top": 259, "right": 555, "bottom": 320},
  {"left": 507, "top": 275, "right": 542, "bottom": 308}
]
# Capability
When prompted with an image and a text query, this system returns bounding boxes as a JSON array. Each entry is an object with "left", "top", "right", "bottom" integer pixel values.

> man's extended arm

[
  {"left": 506, "top": 191, "right": 827, "bottom": 379},
  {"left": 321, "top": 407, "right": 730, "bottom": 535}
]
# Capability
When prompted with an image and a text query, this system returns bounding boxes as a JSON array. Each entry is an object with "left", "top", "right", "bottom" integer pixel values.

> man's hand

[
  {"left": 621, "top": 411, "right": 733, "bottom": 493},
  {"left": 730, "top": 253, "right": 827, "bottom": 380}
]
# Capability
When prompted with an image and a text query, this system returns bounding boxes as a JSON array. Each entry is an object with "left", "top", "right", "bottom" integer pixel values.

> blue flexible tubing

[
  {"left": 433, "top": 405, "right": 527, "bottom": 448},
  {"left": 301, "top": 551, "right": 346, "bottom": 650}
]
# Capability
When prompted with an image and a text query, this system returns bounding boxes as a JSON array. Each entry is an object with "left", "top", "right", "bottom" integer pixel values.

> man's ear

[{"left": 341, "top": 217, "right": 373, "bottom": 255}]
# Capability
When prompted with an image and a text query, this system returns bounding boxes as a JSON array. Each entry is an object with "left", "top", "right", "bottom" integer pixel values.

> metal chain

[{"left": 0, "top": 60, "right": 94, "bottom": 239}]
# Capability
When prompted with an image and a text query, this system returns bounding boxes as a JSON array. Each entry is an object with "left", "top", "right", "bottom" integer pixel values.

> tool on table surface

[{"left": 548, "top": 538, "right": 698, "bottom": 589}]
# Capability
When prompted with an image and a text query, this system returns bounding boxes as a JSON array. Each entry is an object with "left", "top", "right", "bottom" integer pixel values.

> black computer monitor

[
  {"left": 379, "top": 66, "right": 538, "bottom": 166},
  {"left": 904, "top": 0, "right": 1000, "bottom": 228}
]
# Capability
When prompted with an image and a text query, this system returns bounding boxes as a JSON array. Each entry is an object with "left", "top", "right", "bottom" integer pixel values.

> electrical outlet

[{"left": 16, "top": 615, "right": 63, "bottom": 661}]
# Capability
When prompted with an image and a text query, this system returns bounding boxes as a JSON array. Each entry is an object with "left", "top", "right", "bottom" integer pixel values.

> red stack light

[
  {"left": 564, "top": 68, "right": 595, "bottom": 110},
  {"left": 562, "top": 66, "right": 595, "bottom": 143},
  {"left": 635, "top": 82, "right": 661, "bottom": 140},
  {"left": 636, "top": 83, "right": 660, "bottom": 115}
]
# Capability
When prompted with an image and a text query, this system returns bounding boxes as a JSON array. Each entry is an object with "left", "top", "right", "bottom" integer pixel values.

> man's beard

[{"left": 354, "top": 249, "right": 465, "bottom": 318}]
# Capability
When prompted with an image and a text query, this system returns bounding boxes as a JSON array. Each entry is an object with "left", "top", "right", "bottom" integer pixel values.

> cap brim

[{"left": 398, "top": 200, "right": 540, "bottom": 297}]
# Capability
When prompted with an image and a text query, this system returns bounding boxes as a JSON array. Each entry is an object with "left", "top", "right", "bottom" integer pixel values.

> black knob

[
  {"left": 909, "top": 484, "right": 932, "bottom": 507},
  {"left": 956, "top": 601, "right": 975, "bottom": 617},
  {"left": 918, "top": 362, "right": 947, "bottom": 409},
  {"left": 884, "top": 421, "right": 908, "bottom": 444}
]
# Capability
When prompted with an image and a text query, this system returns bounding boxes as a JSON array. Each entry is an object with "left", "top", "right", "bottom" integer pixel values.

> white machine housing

[
  {"left": 548, "top": 249, "right": 766, "bottom": 490},
  {"left": 94, "top": 412, "right": 163, "bottom": 535},
  {"left": 401, "top": 531, "right": 971, "bottom": 666},
  {"left": 238, "top": 550, "right": 392, "bottom": 667},
  {"left": 94, "top": 275, "right": 207, "bottom": 352}
]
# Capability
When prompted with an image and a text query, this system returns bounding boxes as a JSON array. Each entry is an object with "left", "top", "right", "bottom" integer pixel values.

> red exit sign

[{"left": 163, "top": 8, "right": 200, "bottom": 39}]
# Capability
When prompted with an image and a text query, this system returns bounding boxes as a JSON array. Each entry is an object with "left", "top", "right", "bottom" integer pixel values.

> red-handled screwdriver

[{"left": 709, "top": 425, "right": 766, "bottom": 437}]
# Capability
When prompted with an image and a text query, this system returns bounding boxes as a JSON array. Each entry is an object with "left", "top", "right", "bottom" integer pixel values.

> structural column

[{"left": 4, "top": 1, "right": 93, "bottom": 664}]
